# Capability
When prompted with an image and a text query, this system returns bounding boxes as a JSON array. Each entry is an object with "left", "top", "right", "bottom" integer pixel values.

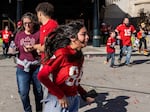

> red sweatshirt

[
  {"left": 106, "top": 37, "right": 116, "bottom": 53},
  {"left": 38, "top": 46, "right": 87, "bottom": 99}
]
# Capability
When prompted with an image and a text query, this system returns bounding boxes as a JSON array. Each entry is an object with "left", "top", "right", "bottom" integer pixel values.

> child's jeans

[{"left": 107, "top": 52, "right": 115, "bottom": 66}]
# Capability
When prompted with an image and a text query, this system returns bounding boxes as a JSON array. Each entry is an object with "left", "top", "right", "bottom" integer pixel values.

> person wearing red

[
  {"left": 34, "top": 2, "right": 58, "bottom": 63},
  {"left": 115, "top": 17, "right": 136, "bottom": 66},
  {"left": 104, "top": 30, "right": 116, "bottom": 67},
  {"left": 25, "top": 2, "right": 59, "bottom": 102},
  {"left": 137, "top": 23, "right": 148, "bottom": 55},
  {"left": 37, "top": 21, "right": 95, "bottom": 112},
  {"left": 0, "top": 26, "right": 13, "bottom": 57}
]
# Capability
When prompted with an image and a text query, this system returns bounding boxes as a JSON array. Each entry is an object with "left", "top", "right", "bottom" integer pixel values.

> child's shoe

[{"left": 104, "top": 60, "right": 108, "bottom": 64}]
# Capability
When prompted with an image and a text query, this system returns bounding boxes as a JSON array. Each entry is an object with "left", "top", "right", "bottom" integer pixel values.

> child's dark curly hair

[{"left": 44, "top": 21, "right": 85, "bottom": 62}]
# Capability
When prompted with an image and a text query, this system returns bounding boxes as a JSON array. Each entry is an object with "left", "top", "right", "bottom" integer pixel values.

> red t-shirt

[
  {"left": 137, "top": 31, "right": 142, "bottom": 39},
  {"left": 116, "top": 24, "right": 136, "bottom": 46},
  {"left": 106, "top": 37, "right": 116, "bottom": 53},
  {"left": 38, "top": 46, "right": 87, "bottom": 99},
  {"left": 40, "top": 19, "right": 58, "bottom": 61},
  {"left": 1, "top": 30, "right": 12, "bottom": 43}
]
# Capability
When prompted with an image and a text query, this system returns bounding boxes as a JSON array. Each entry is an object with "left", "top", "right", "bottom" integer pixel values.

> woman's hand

[
  {"left": 86, "top": 97, "right": 95, "bottom": 104},
  {"left": 23, "top": 45, "right": 34, "bottom": 52},
  {"left": 58, "top": 96, "right": 69, "bottom": 108}
]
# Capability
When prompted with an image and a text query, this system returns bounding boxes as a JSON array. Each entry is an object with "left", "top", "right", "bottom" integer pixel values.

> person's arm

[
  {"left": 115, "top": 26, "right": 121, "bottom": 39},
  {"left": 78, "top": 85, "right": 96, "bottom": 103},
  {"left": 33, "top": 44, "right": 45, "bottom": 52},
  {"left": 37, "top": 55, "right": 65, "bottom": 99}
]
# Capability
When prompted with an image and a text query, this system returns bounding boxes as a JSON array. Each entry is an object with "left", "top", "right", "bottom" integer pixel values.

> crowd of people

[
  {"left": 0, "top": 2, "right": 97, "bottom": 112},
  {"left": 104, "top": 17, "right": 150, "bottom": 68},
  {"left": 1, "top": 1, "right": 150, "bottom": 112}
]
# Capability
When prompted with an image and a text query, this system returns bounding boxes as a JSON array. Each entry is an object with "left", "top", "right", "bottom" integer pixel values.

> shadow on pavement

[
  {"left": 80, "top": 93, "right": 129, "bottom": 112},
  {"left": 132, "top": 59, "right": 150, "bottom": 65}
]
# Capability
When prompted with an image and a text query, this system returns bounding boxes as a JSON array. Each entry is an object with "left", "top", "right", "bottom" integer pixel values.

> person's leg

[
  {"left": 16, "top": 67, "right": 32, "bottom": 112},
  {"left": 67, "top": 95, "right": 80, "bottom": 112},
  {"left": 118, "top": 40, "right": 123, "bottom": 63},
  {"left": 2, "top": 42, "right": 6, "bottom": 56},
  {"left": 31, "top": 66, "right": 43, "bottom": 112},
  {"left": 42, "top": 94, "right": 66, "bottom": 112},
  {"left": 110, "top": 53, "right": 115, "bottom": 67},
  {"left": 138, "top": 39, "right": 142, "bottom": 53},
  {"left": 5, "top": 43, "right": 9, "bottom": 56},
  {"left": 107, "top": 53, "right": 111, "bottom": 62},
  {"left": 143, "top": 38, "right": 147, "bottom": 50},
  {"left": 43, "top": 94, "right": 79, "bottom": 112},
  {"left": 125, "top": 46, "right": 132, "bottom": 65},
  {"left": 39, "top": 64, "right": 49, "bottom": 110}
]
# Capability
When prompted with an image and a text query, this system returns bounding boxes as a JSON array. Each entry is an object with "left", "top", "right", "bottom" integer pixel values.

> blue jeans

[
  {"left": 106, "top": 52, "right": 115, "bottom": 66},
  {"left": 16, "top": 66, "right": 43, "bottom": 112},
  {"left": 42, "top": 94, "right": 80, "bottom": 112},
  {"left": 122, "top": 46, "right": 132, "bottom": 64}
]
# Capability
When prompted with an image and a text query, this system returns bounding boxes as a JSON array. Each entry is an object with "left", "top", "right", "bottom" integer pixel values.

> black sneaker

[{"left": 110, "top": 64, "right": 115, "bottom": 68}]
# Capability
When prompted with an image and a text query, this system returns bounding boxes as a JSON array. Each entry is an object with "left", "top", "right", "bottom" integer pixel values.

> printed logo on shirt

[
  {"left": 20, "top": 36, "right": 35, "bottom": 46},
  {"left": 3, "top": 34, "right": 9, "bottom": 39},
  {"left": 124, "top": 29, "right": 131, "bottom": 36},
  {"left": 65, "top": 66, "right": 83, "bottom": 86}
]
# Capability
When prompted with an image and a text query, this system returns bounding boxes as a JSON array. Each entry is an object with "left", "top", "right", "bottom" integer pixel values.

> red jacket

[{"left": 38, "top": 46, "right": 87, "bottom": 99}]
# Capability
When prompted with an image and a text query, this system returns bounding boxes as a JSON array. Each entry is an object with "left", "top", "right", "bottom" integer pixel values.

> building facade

[{"left": 103, "top": 0, "right": 150, "bottom": 27}]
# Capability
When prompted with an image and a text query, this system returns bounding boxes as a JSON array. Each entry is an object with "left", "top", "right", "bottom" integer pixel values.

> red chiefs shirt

[
  {"left": 40, "top": 19, "right": 58, "bottom": 61},
  {"left": 1, "top": 30, "right": 12, "bottom": 43},
  {"left": 106, "top": 37, "right": 116, "bottom": 53},
  {"left": 137, "top": 31, "right": 143, "bottom": 39},
  {"left": 116, "top": 24, "right": 136, "bottom": 46},
  {"left": 38, "top": 46, "right": 87, "bottom": 99}
]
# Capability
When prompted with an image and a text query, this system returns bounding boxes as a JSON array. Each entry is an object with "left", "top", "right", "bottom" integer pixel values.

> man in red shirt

[
  {"left": 33, "top": 2, "right": 58, "bottom": 62},
  {"left": 26, "top": 2, "right": 58, "bottom": 106},
  {"left": 0, "top": 26, "right": 13, "bottom": 57},
  {"left": 115, "top": 17, "right": 136, "bottom": 66}
]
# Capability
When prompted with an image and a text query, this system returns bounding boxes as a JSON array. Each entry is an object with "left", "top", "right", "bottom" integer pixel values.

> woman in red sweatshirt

[{"left": 37, "top": 21, "right": 95, "bottom": 112}]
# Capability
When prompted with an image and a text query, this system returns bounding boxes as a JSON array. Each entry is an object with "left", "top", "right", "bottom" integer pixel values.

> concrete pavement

[{"left": 1, "top": 44, "right": 150, "bottom": 112}]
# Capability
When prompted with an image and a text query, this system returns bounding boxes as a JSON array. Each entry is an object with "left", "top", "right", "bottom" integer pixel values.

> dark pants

[
  {"left": 2, "top": 42, "right": 9, "bottom": 56},
  {"left": 118, "top": 39, "right": 123, "bottom": 61},
  {"left": 139, "top": 37, "right": 147, "bottom": 50}
]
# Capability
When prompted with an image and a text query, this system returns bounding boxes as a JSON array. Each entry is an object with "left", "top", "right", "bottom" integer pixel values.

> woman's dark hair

[{"left": 44, "top": 20, "right": 85, "bottom": 62}]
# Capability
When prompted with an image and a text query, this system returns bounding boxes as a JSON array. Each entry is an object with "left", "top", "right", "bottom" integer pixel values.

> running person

[{"left": 37, "top": 21, "right": 95, "bottom": 112}]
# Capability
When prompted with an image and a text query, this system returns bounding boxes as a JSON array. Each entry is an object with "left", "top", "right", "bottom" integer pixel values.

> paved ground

[{"left": 1, "top": 44, "right": 150, "bottom": 112}]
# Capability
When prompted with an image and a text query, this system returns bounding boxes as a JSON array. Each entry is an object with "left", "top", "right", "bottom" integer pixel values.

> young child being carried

[
  {"left": 104, "top": 30, "right": 116, "bottom": 67},
  {"left": 137, "top": 23, "right": 148, "bottom": 55}
]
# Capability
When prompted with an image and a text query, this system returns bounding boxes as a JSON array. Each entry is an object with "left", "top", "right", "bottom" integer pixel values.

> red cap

[{"left": 17, "top": 21, "right": 22, "bottom": 27}]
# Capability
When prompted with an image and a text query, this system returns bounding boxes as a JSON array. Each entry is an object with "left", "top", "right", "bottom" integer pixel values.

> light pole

[
  {"left": 92, "top": 0, "right": 101, "bottom": 47},
  {"left": 16, "top": 0, "right": 23, "bottom": 22}
]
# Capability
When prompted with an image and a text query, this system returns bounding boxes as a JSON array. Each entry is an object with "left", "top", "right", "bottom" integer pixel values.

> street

[{"left": 0, "top": 45, "right": 150, "bottom": 112}]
